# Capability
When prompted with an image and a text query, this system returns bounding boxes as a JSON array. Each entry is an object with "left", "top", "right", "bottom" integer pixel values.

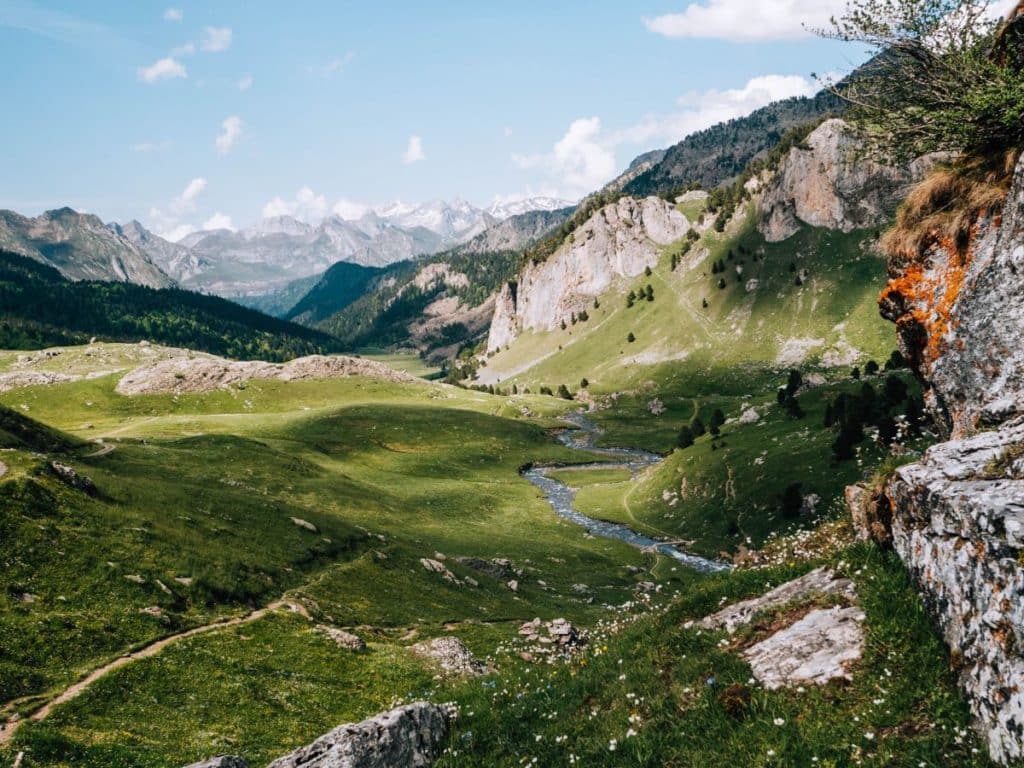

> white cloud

[
  {"left": 163, "top": 7, "right": 182, "bottom": 22},
  {"left": 644, "top": 0, "right": 848, "bottom": 42},
  {"left": 515, "top": 74, "right": 819, "bottom": 198},
  {"left": 202, "top": 212, "right": 234, "bottom": 231},
  {"left": 149, "top": 178, "right": 209, "bottom": 240},
  {"left": 332, "top": 199, "right": 371, "bottom": 220},
  {"left": 216, "top": 116, "right": 243, "bottom": 155},
  {"left": 513, "top": 117, "right": 617, "bottom": 198},
  {"left": 320, "top": 51, "right": 356, "bottom": 75},
  {"left": 137, "top": 56, "right": 186, "bottom": 83},
  {"left": 170, "top": 177, "right": 207, "bottom": 215},
  {"left": 201, "top": 26, "right": 232, "bottom": 52},
  {"left": 237, "top": 75, "right": 253, "bottom": 91},
  {"left": 170, "top": 41, "right": 196, "bottom": 57},
  {"left": 160, "top": 224, "right": 196, "bottom": 243},
  {"left": 504, "top": 126, "right": 514, "bottom": 138},
  {"left": 131, "top": 141, "right": 155, "bottom": 153},
  {"left": 402, "top": 135, "right": 425, "bottom": 165},
  {"left": 262, "top": 187, "right": 329, "bottom": 222}
]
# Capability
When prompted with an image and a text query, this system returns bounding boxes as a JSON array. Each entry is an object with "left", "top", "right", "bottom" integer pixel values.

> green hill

[{"left": 0, "top": 250, "right": 340, "bottom": 361}]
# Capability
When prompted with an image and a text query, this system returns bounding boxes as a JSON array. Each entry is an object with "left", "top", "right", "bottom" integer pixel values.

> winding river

[{"left": 524, "top": 412, "right": 730, "bottom": 574}]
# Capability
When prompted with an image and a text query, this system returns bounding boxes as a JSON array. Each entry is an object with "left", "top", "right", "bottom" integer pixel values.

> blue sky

[{"left": 0, "top": 0, "right": 881, "bottom": 239}]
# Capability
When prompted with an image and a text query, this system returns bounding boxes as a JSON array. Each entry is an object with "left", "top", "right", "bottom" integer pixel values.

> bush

[
  {"left": 820, "top": 0, "right": 1024, "bottom": 161},
  {"left": 677, "top": 426, "right": 695, "bottom": 449}
]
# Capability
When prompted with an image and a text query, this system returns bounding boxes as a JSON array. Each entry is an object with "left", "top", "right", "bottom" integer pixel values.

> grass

[
  {"left": 0, "top": 352, "right": 677, "bottom": 765},
  {"left": 438, "top": 544, "right": 994, "bottom": 768},
  {"left": 0, "top": 335, "right": 984, "bottom": 767},
  {"left": 479, "top": 209, "right": 894, "bottom": 395}
]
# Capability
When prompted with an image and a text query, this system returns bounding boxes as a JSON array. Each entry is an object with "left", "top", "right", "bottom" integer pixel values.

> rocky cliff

[
  {"left": 881, "top": 157, "right": 1024, "bottom": 437},
  {"left": 855, "top": 155, "right": 1024, "bottom": 764},
  {"left": 758, "top": 119, "right": 929, "bottom": 242},
  {"left": 0, "top": 208, "right": 174, "bottom": 288},
  {"left": 486, "top": 197, "right": 692, "bottom": 353}
]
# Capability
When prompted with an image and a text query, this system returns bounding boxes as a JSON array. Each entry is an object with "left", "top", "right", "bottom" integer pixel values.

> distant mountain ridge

[
  {"left": 0, "top": 208, "right": 174, "bottom": 289},
  {"left": 138, "top": 196, "right": 573, "bottom": 299}
]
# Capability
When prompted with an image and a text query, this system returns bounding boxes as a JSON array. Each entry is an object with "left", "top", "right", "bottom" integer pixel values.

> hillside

[
  {"left": 315, "top": 250, "right": 520, "bottom": 360},
  {"left": 621, "top": 90, "right": 844, "bottom": 197},
  {"left": 0, "top": 208, "right": 173, "bottom": 289},
  {"left": 0, "top": 251, "right": 339, "bottom": 361},
  {"left": 288, "top": 207, "right": 574, "bottom": 360}
]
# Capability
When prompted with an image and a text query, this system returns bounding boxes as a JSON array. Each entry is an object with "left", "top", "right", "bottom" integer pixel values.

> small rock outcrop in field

[
  {"left": 743, "top": 606, "right": 866, "bottom": 690},
  {"left": 699, "top": 567, "right": 855, "bottom": 634},
  {"left": 265, "top": 702, "right": 454, "bottom": 768},
  {"left": 699, "top": 567, "right": 864, "bottom": 690},
  {"left": 518, "top": 617, "right": 588, "bottom": 653},
  {"left": 115, "top": 354, "right": 418, "bottom": 396},
  {"left": 317, "top": 626, "right": 366, "bottom": 651},
  {"left": 183, "top": 757, "right": 248, "bottom": 768},
  {"left": 410, "top": 637, "right": 487, "bottom": 676},
  {"left": 49, "top": 462, "right": 98, "bottom": 496}
]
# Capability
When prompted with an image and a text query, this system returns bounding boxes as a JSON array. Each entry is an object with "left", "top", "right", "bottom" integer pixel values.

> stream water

[{"left": 524, "top": 412, "right": 730, "bottom": 574}]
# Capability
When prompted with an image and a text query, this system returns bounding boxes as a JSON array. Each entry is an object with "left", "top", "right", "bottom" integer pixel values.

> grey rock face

[
  {"left": 743, "top": 607, "right": 866, "bottom": 690},
  {"left": 882, "top": 156, "right": 1024, "bottom": 438},
  {"left": 881, "top": 419, "right": 1024, "bottom": 764},
  {"left": 410, "top": 637, "right": 487, "bottom": 676},
  {"left": 700, "top": 566, "right": 856, "bottom": 634},
  {"left": 0, "top": 207, "right": 174, "bottom": 288},
  {"left": 486, "top": 196, "right": 692, "bottom": 352},
  {"left": 758, "top": 119, "right": 929, "bottom": 242},
  {"left": 183, "top": 757, "right": 248, "bottom": 768},
  {"left": 266, "top": 702, "right": 454, "bottom": 768}
]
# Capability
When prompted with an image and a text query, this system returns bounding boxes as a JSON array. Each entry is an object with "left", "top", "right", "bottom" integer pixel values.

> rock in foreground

[{"left": 266, "top": 702, "right": 454, "bottom": 768}]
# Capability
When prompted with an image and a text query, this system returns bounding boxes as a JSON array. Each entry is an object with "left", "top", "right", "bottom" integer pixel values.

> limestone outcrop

[
  {"left": 115, "top": 353, "right": 418, "bottom": 396},
  {"left": 266, "top": 702, "right": 454, "bottom": 768},
  {"left": 699, "top": 567, "right": 865, "bottom": 690},
  {"left": 758, "top": 119, "right": 930, "bottom": 242},
  {"left": 486, "top": 197, "right": 692, "bottom": 352},
  {"left": 855, "top": 154, "right": 1024, "bottom": 764},
  {"left": 881, "top": 156, "right": 1024, "bottom": 438},
  {"left": 873, "top": 421, "right": 1024, "bottom": 764}
]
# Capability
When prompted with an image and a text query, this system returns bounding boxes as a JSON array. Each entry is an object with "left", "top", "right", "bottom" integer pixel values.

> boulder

[
  {"left": 183, "top": 758, "right": 248, "bottom": 768},
  {"left": 267, "top": 702, "right": 454, "bottom": 768},
  {"left": 743, "top": 606, "right": 866, "bottom": 690},
  {"left": 700, "top": 567, "right": 856, "bottom": 634},
  {"left": 410, "top": 637, "right": 487, "bottom": 676},
  {"left": 318, "top": 626, "right": 366, "bottom": 651}
]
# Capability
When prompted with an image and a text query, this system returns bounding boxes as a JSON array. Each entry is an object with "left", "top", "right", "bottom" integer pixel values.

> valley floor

[{"left": 0, "top": 343, "right": 997, "bottom": 767}]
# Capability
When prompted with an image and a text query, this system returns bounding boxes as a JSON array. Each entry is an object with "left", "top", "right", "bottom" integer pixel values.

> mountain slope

[
  {"left": 284, "top": 262, "right": 383, "bottom": 326},
  {"left": 286, "top": 207, "right": 575, "bottom": 359},
  {"left": 0, "top": 208, "right": 174, "bottom": 288},
  {"left": 129, "top": 199, "right": 573, "bottom": 299},
  {"left": 622, "top": 91, "right": 844, "bottom": 197},
  {"left": 0, "top": 250, "right": 339, "bottom": 360}
]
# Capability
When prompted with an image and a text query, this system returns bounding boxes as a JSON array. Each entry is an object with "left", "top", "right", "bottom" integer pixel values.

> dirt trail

[
  {"left": 0, "top": 599, "right": 309, "bottom": 746},
  {"left": 83, "top": 443, "right": 115, "bottom": 458},
  {"left": 0, "top": 462, "right": 7, "bottom": 479}
]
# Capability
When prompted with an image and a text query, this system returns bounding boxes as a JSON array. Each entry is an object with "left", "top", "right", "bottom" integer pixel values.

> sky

[{"left": 0, "top": 0, "right": 1011, "bottom": 241}]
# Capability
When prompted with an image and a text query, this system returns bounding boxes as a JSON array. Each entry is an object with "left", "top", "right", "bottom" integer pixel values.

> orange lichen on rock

[{"left": 880, "top": 235, "right": 974, "bottom": 370}]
